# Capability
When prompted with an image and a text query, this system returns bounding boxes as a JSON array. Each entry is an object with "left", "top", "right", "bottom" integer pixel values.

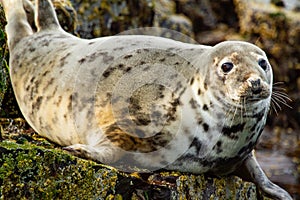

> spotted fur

[{"left": 2, "top": 0, "right": 292, "bottom": 199}]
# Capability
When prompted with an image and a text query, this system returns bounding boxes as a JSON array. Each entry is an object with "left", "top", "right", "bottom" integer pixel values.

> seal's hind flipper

[
  {"left": 23, "top": 0, "right": 37, "bottom": 31},
  {"left": 35, "top": 0, "right": 61, "bottom": 31},
  {"left": 1, "top": 0, "right": 33, "bottom": 50}
]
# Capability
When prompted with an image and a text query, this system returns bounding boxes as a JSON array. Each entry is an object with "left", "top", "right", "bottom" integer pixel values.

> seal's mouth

[{"left": 236, "top": 77, "right": 271, "bottom": 103}]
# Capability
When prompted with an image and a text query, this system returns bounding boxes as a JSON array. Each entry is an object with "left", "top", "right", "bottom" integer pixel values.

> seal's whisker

[
  {"left": 273, "top": 81, "right": 285, "bottom": 86},
  {"left": 270, "top": 82, "right": 292, "bottom": 114},
  {"left": 224, "top": 105, "right": 234, "bottom": 127},
  {"left": 272, "top": 86, "right": 287, "bottom": 91},
  {"left": 272, "top": 94, "right": 292, "bottom": 106},
  {"left": 231, "top": 104, "right": 238, "bottom": 127},
  {"left": 242, "top": 97, "right": 246, "bottom": 123},
  {"left": 272, "top": 95, "right": 293, "bottom": 109},
  {"left": 270, "top": 101, "right": 279, "bottom": 115},
  {"left": 272, "top": 91, "right": 292, "bottom": 102}
]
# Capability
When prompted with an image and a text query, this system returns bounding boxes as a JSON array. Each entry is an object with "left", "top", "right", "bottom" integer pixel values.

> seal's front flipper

[
  {"left": 234, "top": 151, "right": 293, "bottom": 200},
  {"left": 63, "top": 144, "right": 123, "bottom": 164}
]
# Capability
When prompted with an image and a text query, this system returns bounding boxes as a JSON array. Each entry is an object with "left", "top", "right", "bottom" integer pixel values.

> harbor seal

[{"left": 2, "top": 0, "right": 292, "bottom": 199}]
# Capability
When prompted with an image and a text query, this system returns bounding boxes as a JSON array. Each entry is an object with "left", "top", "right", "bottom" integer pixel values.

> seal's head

[{"left": 206, "top": 41, "right": 272, "bottom": 108}]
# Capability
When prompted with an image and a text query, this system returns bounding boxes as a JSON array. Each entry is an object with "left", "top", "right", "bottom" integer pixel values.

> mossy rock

[
  {"left": 0, "top": 143, "right": 260, "bottom": 199},
  {"left": 0, "top": 121, "right": 265, "bottom": 199},
  {"left": 69, "top": 0, "right": 155, "bottom": 39}
]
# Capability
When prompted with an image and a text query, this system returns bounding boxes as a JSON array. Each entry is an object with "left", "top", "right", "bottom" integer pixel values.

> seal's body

[{"left": 1, "top": 0, "right": 292, "bottom": 199}]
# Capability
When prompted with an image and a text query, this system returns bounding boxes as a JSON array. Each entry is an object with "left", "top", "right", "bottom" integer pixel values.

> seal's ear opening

[{"left": 35, "top": 0, "right": 61, "bottom": 31}]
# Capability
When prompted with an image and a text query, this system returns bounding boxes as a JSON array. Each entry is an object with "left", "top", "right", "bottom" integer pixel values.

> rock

[
  {"left": 70, "top": 0, "right": 195, "bottom": 41},
  {"left": 0, "top": 121, "right": 261, "bottom": 199},
  {"left": 51, "top": 0, "right": 77, "bottom": 34},
  {"left": 153, "top": 0, "right": 195, "bottom": 42},
  {"left": 175, "top": 0, "right": 239, "bottom": 34},
  {"left": 69, "top": 0, "right": 155, "bottom": 39},
  {"left": 0, "top": 5, "right": 22, "bottom": 118}
]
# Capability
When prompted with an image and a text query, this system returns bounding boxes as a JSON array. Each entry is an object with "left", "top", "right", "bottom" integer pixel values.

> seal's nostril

[{"left": 250, "top": 79, "right": 261, "bottom": 94}]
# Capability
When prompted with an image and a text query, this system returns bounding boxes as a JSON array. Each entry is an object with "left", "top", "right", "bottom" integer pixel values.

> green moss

[
  {"left": 269, "top": 11, "right": 287, "bottom": 19},
  {"left": 0, "top": 142, "right": 118, "bottom": 199}
]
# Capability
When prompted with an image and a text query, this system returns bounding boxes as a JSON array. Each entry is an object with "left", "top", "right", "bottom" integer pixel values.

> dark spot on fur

[
  {"left": 190, "top": 137, "right": 202, "bottom": 156},
  {"left": 25, "top": 85, "right": 30, "bottom": 91},
  {"left": 159, "top": 58, "right": 166, "bottom": 62},
  {"left": 213, "top": 140, "right": 223, "bottom": 154},
  {"left": 170, "top": 98, "right": 181, "bottom": 107},
  {"left": 198, "top": 88, "right": 201, "bottom": 95},
  {"left": 203, "top": 104, "right": 208, "bottom": 111},
  {"left": 47, "top": 78, "right": 55, "bottom": 87},
  {"left": 42, "top": 70, "right": 50, "bottom": 77},
  {"left": 203, "top": 123, "right": 209, "bottom": 132},
  {"left": 167, "top": 52, "right": 175, "bottom": 57},
  {"left": 103, "top": 70, "right": 111, "bottom": 78},
  {"left": 30, "top": 77, "right": 35, "bottom": 83},
  {"left": 238, "top": 141, "right": 254, "bottom": 155},
  {"left": 105, "top": 124, "right": 171, "bottom": 152},
  {"left": 221, "top": 123, "right": 246, "bottom": 140},
  {"left": 246, "top": 130, "right": 258, "bottom": 141},
  {"left": 189, "top": 98, "right": 197, "bottom": 109},
  {"left": 59, "top": 52, "right": 71, "bottom": 66},
  {"left": 125, "top": 67, "right": 132, "bottom": 72},
  {"left": 204, "top": 82, "right": 208, "bottom": 90},
  {"left": 56, "top": 96, "right": 62, "bottom": 106},
  {"left": 78, "top": 58, "right": 86, "bottom": 64},
  {"left": 253, "top": 108, "right": 266, "bottom": 123},
  {"left": 29, "top": 47, "right": 36, "bottom": 52},
  {"left": 34, "top": 96, "right": 43, "bottom": 110},
  {"left": 190, "top": 77, "right": 194, "bottom": 85},
  {"left": 124, "top": 54, "right": 133, "bottom": 59},
  {"left": 134, "top": 117, "right": 151, "bottom": 126}
]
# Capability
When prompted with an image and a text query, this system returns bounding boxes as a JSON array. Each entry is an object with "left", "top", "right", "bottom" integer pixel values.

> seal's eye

[
  {"left": 221, "top": 62, "right": 234, "bottom": 73},
  {"left": 258, "top": 58, "right": 268, "bottom": 71}
]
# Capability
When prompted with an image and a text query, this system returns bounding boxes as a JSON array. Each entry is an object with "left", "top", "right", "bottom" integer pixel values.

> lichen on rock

[{"left": 0, "top": 121, "right": 263, "bottom": 199}]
